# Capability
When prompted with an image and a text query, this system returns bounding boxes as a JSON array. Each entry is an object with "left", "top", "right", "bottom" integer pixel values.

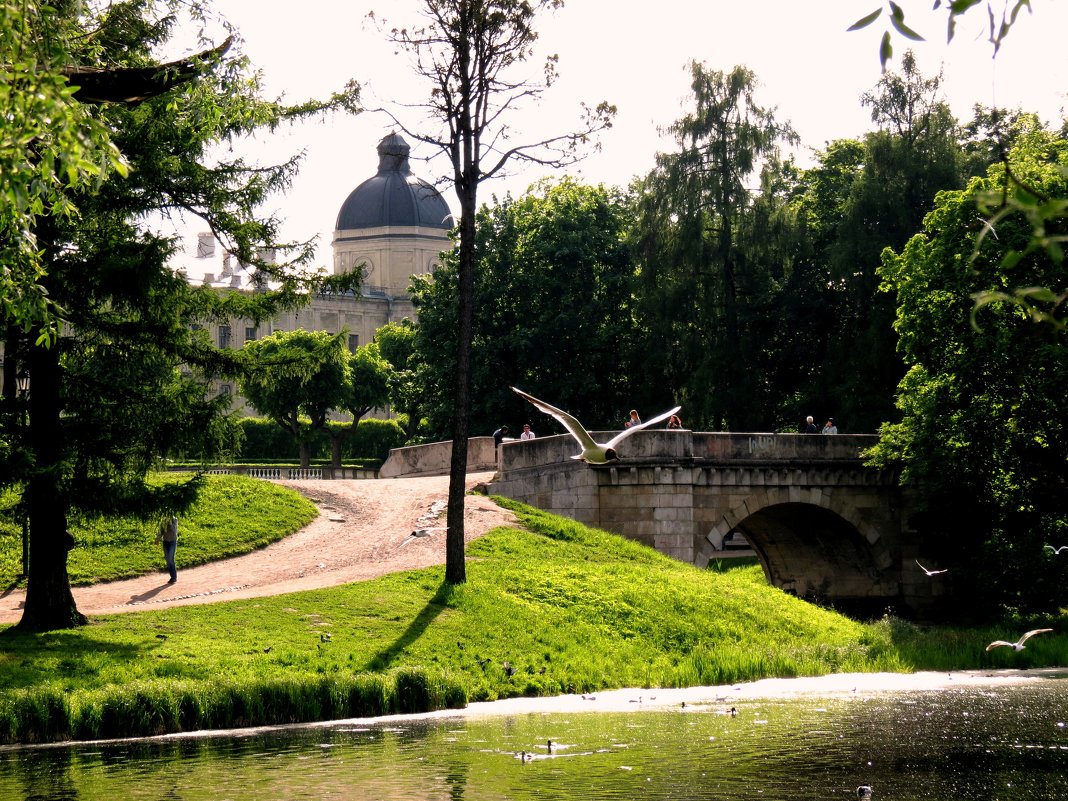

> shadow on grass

[
  {"left": 366, "top": 581, "right": 456, "bottom": 671},
  {"left": 0, "top": 627, "right": 151, "bottom": 690}
]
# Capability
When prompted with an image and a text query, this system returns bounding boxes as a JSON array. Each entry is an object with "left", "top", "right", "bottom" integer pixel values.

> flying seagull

[
  {"left": 1044, "top": 544, "right": 1068, "bottom": 555},
  {"left": 511, "top": 387, "right": 680, "bottom": 464},
  {"left": 985, "top": 628, "right": 1053, "bottom": 652},
  {"left": 915, "top": 559, "right": 948, "bottom": 576}
]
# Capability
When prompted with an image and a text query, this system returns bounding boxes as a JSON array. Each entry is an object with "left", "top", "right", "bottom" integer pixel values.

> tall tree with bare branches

[{"left": 378, "top": 0, "right": 614, "bottom": 583}]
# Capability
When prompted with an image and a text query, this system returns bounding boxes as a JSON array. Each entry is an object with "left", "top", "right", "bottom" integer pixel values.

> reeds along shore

[{"left": 0, "top": 669, "right": 467, "bottom": 745}]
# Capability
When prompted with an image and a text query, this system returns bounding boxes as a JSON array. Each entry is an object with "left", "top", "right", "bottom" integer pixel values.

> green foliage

[
  {"left": 412, "top": 178, "right": 644, "bottom": 438},
  {"left": 232, "top": 418, "right": 302, "bottom": 461},
  {"left": 849, "top": 1, "right": 1034, "bottom": 69},
  {"left": 0, "top": 670, "right": 460, "bottom": 744},
  {"left": 633, "top": 63, "right": 799, "bottom": 431},
  {"left": 238, "top": 330, "right": 352, "bottom": 466},
  {"left": 871, "top": 124, "right": 1068, "bottom": 616},
  {"left": 341, "top": 417, "right": 406, "bottom": 462},
  {"left": 375, "top": 319, "right": 427, "bottom": 441},
  {"left": 0, "top": 1, "right": 128, "bottom": 340},
  {"left": 0, "top": 474, "right": 317, "bottom": 587}
]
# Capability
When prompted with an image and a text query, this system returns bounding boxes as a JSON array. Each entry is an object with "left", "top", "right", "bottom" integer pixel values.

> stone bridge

[{"left": 486, "top": 430, "right": 939, "bottom": 617}]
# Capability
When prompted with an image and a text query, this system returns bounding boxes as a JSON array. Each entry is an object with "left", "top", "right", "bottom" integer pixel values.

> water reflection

[{"left": 2, "top": 681, "right": 1067, "bottom": 800}]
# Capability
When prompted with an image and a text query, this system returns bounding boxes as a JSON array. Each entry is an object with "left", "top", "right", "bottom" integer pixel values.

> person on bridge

[
  {"left": 520, "top": 423, "right": 536, "bottom": 440},
  {"left": 667, "top": 414, "right": 683, "bottom": 429},
  {"left": 822, "top": 418, "right": 838, "bottom": 434},
  {"left": 493, "top": 425, "right": 510, "bottom": 452},
  {"left": 624, "top": 409, "right": 642, "bottom": 428},
  {"left": 804, "top": 415, "right": 818, "bottom": 434}
]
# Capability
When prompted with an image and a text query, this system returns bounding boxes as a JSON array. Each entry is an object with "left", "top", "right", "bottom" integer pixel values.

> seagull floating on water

[
  {"left": 985, "top": 628, "right": 1053, "bottom": 652},
  {"left": 511, "top": 387, "right": 680, "bottom": 463},
  {"left": 915, "top": 559, "right": 948, "bottom": 576}
]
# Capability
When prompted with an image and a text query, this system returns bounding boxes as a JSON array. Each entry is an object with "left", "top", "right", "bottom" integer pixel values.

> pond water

[{"left": 2, "top": 675, "right": 1067, "bottom": 801}]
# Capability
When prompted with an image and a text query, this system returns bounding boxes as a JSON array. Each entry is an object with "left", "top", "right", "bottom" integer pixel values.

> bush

[
  {"left": 233, "top": 417, "right": 405, "bottom": 462},
  {"left": 342, "top": 418, "right": 407, "bottom": 461}
]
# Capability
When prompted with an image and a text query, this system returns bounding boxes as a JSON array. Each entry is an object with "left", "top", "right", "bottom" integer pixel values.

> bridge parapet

[{"left": 499, "top": 430, "right": 880, "bottom": 473}]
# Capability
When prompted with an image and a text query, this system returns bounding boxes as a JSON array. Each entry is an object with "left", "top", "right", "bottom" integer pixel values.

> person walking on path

[{"left": 156, "top": 515, "right": 179, "bottom": 584}]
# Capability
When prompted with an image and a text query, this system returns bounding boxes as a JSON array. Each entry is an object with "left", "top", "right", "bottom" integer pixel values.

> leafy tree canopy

[
  {"left": 412, "top": 178, "right": 641, "bottom": 438},
  {"left": 870, "top": 119, "right": 1068, "bottom": 617}
]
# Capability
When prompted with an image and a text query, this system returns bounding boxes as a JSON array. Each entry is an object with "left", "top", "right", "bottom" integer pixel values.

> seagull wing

[
  {"left": 604, "top": 406, "right": 682, "bottom": 449},
  {"left": 985, "top": 640, "right": 1014, "bottom": 651},
  {"left": 1017, "top": 628, "right": 1053, "bottom": 645},
  {"left": 916, "top": 560, "right": 947, "bottom": 575},
  {"left": 512, "top": 387, "right": 598, "bottom": 451}
]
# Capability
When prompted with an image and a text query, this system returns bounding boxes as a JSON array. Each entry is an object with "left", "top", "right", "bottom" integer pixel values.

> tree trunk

[
  {"left": 330, "top": 434, "right": 343, "bottom": 468},
  {"left": 18, "top": 330, "right": 86, "bottom": 631},
  {"left": 445, "top": 196, "right": 477, "bottom": 584}
]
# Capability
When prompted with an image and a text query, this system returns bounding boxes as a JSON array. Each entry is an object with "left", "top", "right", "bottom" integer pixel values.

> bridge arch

[{"left": 704, "top": 489, "right": 899, "bottom": 612}]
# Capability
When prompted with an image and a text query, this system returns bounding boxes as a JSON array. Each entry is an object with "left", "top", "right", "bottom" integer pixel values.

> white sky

[{"left": 194, "top": 0, "right": 1067, "bottom": 267}]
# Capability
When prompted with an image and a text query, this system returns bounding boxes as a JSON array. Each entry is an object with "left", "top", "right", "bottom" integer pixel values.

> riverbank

[
  {"left": 1, "top": 483, "right": 1064, "bottom": 745},
  {"left": 13, "top": 667, "right": 1060, "bottom": 751}
]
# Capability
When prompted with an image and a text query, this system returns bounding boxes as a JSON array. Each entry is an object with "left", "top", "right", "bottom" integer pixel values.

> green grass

[
  {"left": 0, "top": 492, "right": 1064, "bottom": 744},
  {"left": 0, "top": 474, "right": 318, "bottom": 587}
]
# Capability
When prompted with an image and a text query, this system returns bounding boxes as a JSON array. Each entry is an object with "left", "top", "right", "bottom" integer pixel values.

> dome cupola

[{"left": 335, "top": 133, "right": 453, "bottom": 231}]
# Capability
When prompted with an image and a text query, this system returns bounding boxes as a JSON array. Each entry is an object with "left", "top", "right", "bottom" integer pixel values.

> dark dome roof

[{"left": 335, "top": 133, "right": 454, "bottom": 231}]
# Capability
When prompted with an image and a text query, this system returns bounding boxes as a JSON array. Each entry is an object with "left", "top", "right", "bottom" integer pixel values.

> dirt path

[{"left": 0, "top": 472, "right": 512, "bottom": 624}]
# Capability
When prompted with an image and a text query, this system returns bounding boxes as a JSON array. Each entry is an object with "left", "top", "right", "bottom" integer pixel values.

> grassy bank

[
  {"left": 0, "top": 494, "right": 1064, "bottom": 745},
  {"left": 0, "top": 474, "right": 318, "bottom": 587}
]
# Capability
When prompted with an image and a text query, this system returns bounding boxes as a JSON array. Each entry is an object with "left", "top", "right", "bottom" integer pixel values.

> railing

[{"left": 170, "top": 465, "right": 376, "bottom": 480}]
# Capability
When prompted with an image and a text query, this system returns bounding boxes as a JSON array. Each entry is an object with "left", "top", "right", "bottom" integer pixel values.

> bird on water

[{"left": 511, "top": 387, "right": 680, "bottom": 464}]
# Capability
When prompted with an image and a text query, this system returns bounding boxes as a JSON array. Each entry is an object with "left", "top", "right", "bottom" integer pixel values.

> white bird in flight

[
  {"left": 985, "top": 628, "right": 1053, "bottom": 652},
  {"left": 1044, "top": 544, "right": 1068, "bottom": 555},
  {"left": 915, "top": 559, "right": 948, "bottom": 576},
  {"left": 511, "top": 387, "right": 680, "bottom": 464}
]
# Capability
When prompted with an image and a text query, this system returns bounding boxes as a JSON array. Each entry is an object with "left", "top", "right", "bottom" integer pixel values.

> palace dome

[{"left": 335, "top": 133, "right": 454, "bottom": 231}]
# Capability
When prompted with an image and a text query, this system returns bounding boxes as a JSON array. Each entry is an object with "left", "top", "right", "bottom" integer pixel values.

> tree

[
  {"left": 325, "top": 342, "right": 392, "bottom": 467},
  {"left": 0, "top": 1, "right": 127, "bottom": 346},
  {"left": 379, "top": 0, "right": 614, "bottom": 583},
  {"left": 2, "top": 0, "right": 360, "bottom": 630},
  {"left": 633, "top": 63, "right": 798, "bottom": 431},
  {"left": 821, "top": 52, "right": 963, "bottom": 430},
  {"left": 849, "top": 2, "right": 1066, "bottom": 329},
  {"left": 870, "top": 121, "right": 1068, "bottom": 618},
  {"left": 239, "top": 331, "right": 352, "bottom": 468},
  {"left": 411, "top": 178, "right": 642, "bottom": 438},
  {"left": 374, "top": 320, "right": 426, "bottom": 442}
]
